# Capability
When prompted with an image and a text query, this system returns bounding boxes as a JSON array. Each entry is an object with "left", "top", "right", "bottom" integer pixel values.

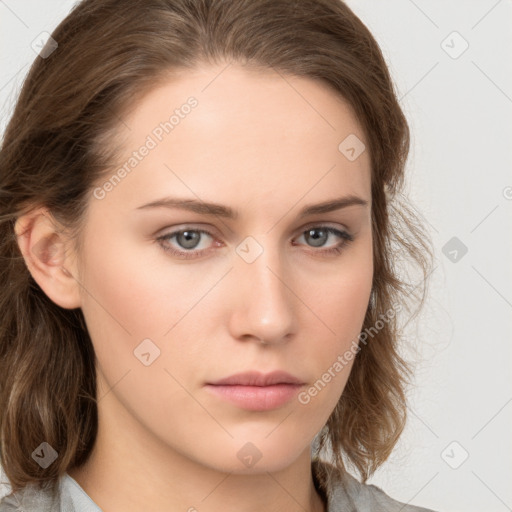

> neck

[{"left": 68, "top": 377, "right": 326, "bottom": 512}]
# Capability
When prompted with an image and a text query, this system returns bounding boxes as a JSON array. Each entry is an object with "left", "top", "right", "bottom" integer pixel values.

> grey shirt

[{"left": 0, "top": 460, "right": 437, "bottom": 511}]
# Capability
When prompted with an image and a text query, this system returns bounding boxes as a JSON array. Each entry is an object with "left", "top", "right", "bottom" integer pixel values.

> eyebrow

[{"left": 135, "top": 195, "right": 369, "bottom": 219}]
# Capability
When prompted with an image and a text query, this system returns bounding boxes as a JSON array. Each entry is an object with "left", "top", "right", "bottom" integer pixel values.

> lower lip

[{"left": 204, "top": 384, "right": 303, "bottom": 411}]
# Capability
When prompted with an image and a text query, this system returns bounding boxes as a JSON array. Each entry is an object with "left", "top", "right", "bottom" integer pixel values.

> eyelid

[
  {"left": 155, "top": 226, "right": 221, "bottom": 259},
  {"left": 297, "top": 220, "right": 350, "bottom": 233},
  {"left": 155, "top": 221, "right": 350, "bottom": 243},
  {"left": 155, "top": 222, "right": 354, "bottom": 260}
]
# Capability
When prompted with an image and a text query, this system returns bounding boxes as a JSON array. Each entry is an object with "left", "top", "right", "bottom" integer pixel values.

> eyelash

[{"left": 156, "top": 225, "right": 355, "bottom": 260}]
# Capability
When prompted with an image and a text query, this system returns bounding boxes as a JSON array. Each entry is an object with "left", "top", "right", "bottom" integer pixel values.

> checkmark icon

[
  {"left": 441, "top": 31, "right": 469, "bottom": 59},
  {"left": 441, "top": 441, "right": 469, "bottom": 469},
  {"left": 31, "top": 442, "right": 58, "bottom": 468},
  {"left": 31, "top": 31, "right": 58, "bottom": 58},
  {"left": 236, "top": 236, "right": 263, "bottom": 263}
]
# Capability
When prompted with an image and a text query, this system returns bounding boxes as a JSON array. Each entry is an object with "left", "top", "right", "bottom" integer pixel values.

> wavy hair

[{"left": 0, "top": 0, "right": 434, "bottom": 494}]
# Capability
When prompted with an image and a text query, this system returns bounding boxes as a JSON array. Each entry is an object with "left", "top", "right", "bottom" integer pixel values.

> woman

[{"left": 0, "top": 0, "right": 435, "bottom": 510}]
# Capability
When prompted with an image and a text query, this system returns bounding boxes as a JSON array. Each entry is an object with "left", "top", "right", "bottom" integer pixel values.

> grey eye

[
  {"left": 176, "top": 230, "right": 202, "bottom": 249},
  {"left": 304, "top": 228, "right": 329, "bottom": 247}
]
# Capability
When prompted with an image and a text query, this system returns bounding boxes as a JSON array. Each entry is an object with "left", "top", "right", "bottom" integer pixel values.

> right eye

[{"left": 156, "top": 228, "right": 220, "bottom": 259}]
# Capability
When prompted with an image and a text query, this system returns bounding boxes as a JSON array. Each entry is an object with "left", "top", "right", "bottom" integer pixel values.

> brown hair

[{"left": 0, "top": 0, "right": 434, "bottom": 494}]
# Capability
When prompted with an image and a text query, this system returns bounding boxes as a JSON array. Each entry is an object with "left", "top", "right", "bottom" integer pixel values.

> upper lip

[{"left": 207, "top": 371, "right": 304, "bottom": 386}]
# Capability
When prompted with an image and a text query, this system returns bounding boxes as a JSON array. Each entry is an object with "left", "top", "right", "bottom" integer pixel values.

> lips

[
  {"left": 204, "top": 371, "right": 305, "bottom": 411},
  {"left": 207, "top": 370, "right": 304, "bottom": 387}
]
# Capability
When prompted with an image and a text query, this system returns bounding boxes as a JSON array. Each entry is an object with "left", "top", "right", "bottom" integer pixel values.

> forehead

[{"left": 95, "top": 64, "right": 371, "bottom": 218}]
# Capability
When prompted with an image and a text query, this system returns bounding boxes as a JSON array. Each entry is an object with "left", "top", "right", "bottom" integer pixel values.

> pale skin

[{"left": 15, "top": 63, "right": 373, "bottom": 512}]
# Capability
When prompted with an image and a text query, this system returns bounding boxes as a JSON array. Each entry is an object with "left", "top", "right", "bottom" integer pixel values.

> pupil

[
  {"left": 178, "top": 230, "right": 200, "bottom": 249},
  {"left": 175, "top": 229, "right": 329, "bottom": 250},
  {"left": 306, "top": 229, "right": 327, "bottom": 247}
]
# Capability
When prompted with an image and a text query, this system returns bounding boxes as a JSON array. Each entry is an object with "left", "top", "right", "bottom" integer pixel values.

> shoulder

[
  {"left": 0, "top": 473, "right": 94, "bottom": 512},
  {"left": 0, "top": 481, "right": 60, "bottom": 512},
  {"left": 312, "top": 459, "right": 438, "bottom": 512}
]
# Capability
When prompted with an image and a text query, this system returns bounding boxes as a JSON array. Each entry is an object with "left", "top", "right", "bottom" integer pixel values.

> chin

[{"left": 196, "top": 435, "right": 312, "bottom": 475}]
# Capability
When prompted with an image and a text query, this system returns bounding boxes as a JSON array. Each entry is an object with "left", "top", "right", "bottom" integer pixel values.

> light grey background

[{"left": 1, "top": 1, "right": 511, "bottom": 511}]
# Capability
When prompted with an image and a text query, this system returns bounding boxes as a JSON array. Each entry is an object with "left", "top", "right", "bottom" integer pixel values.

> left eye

[
  {"left": 294, "top": 226, "right": 352, "bottom": 249},
  {"left": 158, "top": 229, "right": 215, "bottom": 254},
  {"left": 156, "top": 226, "right": 354, "bottom": 260}
]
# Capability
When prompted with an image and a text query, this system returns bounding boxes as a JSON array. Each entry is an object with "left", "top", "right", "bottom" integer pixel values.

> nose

[{"left": 228, "top": 239, "right": 297, "bottom": 346}]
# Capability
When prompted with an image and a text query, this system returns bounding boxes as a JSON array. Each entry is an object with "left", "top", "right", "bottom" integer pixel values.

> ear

[{"left": 14, "top": 207, "right": 82, "bottom": 309}]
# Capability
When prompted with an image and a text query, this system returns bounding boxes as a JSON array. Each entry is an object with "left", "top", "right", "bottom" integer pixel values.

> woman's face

[{"left": 75, "top": 64, "right": 373, "bottom": 473}]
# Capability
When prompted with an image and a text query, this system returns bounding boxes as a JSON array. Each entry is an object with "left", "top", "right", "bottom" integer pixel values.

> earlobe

[{"left": 14, "top": 208, "right": 82, "bottom": 310}]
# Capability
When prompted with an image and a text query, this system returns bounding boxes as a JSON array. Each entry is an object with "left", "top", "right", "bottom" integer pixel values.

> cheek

[
  {"left": 77, "top": 239, "right": 210, "bottom": 433},
  {"left": 311, "top": 238, "right": 373, "bottom": 339},
  {"left": 79, "top": 225, "right": 373, "bottom": 378},
  {"left": 78, "top": 230, "right": 220, "bottom": 336},
  {"left": 74, "top": 226, "right": 373, "bottom": 468},
  {"left": 301, "top": 242, "right": 373, "bottom": 390},
  {"left": 77, "top": 233, "right": 232, "bottom": 389},
  {"left": 320, "top": 269, "right": 372, "bottom": 339}
]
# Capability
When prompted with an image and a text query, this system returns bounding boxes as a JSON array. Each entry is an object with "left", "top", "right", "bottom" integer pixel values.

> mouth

[{"left": 204, "top": 371, "right": 305, "bottom": 411}]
